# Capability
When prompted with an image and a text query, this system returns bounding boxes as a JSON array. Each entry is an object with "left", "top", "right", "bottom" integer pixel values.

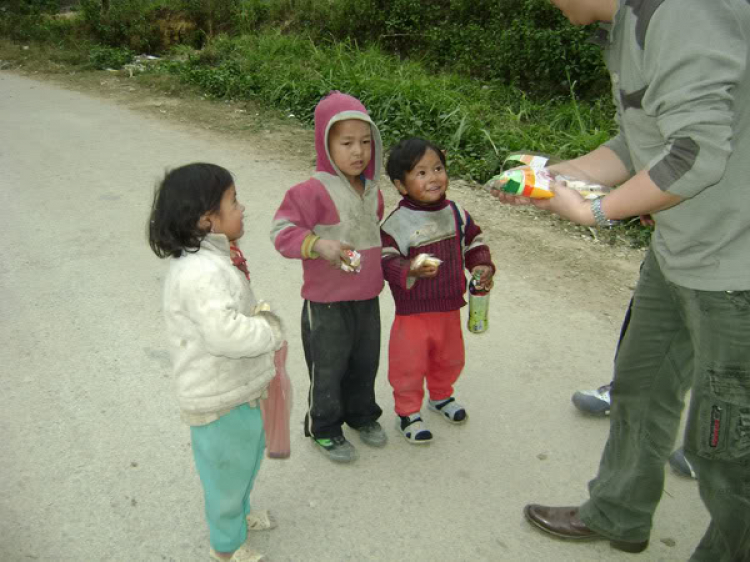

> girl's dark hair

[
  {"left": 148, "top": 163, "right": 234, "bottom": 258},
  {"left": 386, "top": 137, "right": 447, "bottom": 184}
]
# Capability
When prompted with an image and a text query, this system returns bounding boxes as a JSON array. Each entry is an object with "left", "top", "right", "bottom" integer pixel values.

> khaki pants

[{"left": 578, "top": 249, "right": 750, "bottom": 562}]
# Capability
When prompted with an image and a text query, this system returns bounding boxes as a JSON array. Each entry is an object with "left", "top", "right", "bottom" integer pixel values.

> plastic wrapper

[
  {"left": 260, "top": 342, "right": 293, "bottom": 459},
  {"left": 485, "top": 152, "right": 611, "bottom": 200},
  {"left": 341, "top": 250, "right": 362, "bottom": 273},
  {"left": 412, "top": 253, "right": 442, "bottom": 269}
]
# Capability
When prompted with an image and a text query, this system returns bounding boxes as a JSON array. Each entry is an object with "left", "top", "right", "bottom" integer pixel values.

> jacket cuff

[
  {"left": 256, "top": 311, "right": 285, "bottom": 350},
  {"left": 465, "top": 246, "right": 495, "bottom": 274},
  {"left": 301, "top": 233, "right": 320, "bottom": 259}
]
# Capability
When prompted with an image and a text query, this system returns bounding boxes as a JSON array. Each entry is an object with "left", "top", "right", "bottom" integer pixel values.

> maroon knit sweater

[{"left": 380, "top": 197, "right": 494, "bottom": 315}]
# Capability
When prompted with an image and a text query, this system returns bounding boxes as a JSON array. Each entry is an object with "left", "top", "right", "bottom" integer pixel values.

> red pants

[{"left": 388, "top": 310, "right": 465, "bottom": 416}]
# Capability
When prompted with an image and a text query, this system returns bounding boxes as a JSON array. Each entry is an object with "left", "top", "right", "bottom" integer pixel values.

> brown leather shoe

[{"left": 523, "top": 504, "right": 648, "bottom": 554}]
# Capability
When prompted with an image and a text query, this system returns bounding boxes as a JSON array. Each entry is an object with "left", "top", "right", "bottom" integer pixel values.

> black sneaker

[
  {"left": 354, "top": 421, "right": 388, "bottom": 448},
  {"left": 313, "top": 435, "right": 358, "bottom": 463}
]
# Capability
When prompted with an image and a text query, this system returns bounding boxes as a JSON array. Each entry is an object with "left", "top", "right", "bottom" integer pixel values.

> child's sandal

[
  {"left": 428, "top": 397, "right": 468, "bottom": 424},
  {"left": 209, "top": 542, "right": 267, "bottom": 562},
  {"left": 246, "top": 509, "right": 277, "bottom": 531},
  {"left": 398, "top": 413, "right": 433, "bottom": 444}
]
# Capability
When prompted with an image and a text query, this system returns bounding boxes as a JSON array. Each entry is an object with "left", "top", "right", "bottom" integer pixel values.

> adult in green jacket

[{"left": 492, "top": 0, "right": 750, "bottom": 560}]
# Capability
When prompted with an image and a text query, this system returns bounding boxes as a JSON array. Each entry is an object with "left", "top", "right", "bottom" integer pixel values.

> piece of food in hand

[
  {"left": 341, "top": 250, "right": 362, "bottom": 273},
  {"left": 254, "top": 301, "right": 272, "bottom": 313},
  {"left": 554, "top": 174, "right": 610, "bottom": 200},
  {"left": 412, "top": 253, "right": 443, "bottom": 270}
]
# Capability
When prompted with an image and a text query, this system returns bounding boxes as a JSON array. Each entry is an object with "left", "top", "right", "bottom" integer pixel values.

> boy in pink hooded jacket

[{"left": 270, "top": 91, "right": 386, "bottom": 463}]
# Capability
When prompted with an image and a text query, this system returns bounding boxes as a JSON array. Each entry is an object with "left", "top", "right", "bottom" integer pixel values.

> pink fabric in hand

[{"left": 260, "top": 342, "right": 293, "bottom": 459}]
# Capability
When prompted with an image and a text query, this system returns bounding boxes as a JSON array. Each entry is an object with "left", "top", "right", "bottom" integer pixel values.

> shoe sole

[
  {"left": 400, "top": 432, "right": 433, "bottom": 444},
  {"left": 317, "top": 450, "right": 358, "bottom": 463},
  {"left": 523, "top": 505, "right": 648, "bottom": 553},
  {"left": 573, "top": 407, "right": 610, "bottom": 417}
]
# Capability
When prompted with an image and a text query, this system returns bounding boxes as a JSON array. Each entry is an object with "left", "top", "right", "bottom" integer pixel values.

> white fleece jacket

[{"left": 162, "top": 234, "right": 284, "bottom": 425}]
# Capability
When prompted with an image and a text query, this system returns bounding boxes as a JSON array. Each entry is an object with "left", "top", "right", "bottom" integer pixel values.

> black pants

[{"left": 301, "top": 298, "right": 383, "bottom": 439}]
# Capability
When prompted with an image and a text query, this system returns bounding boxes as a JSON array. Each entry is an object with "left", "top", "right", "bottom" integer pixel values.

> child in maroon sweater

[{"left": 381, "top": 138, "right": 495, "bottom": 443}]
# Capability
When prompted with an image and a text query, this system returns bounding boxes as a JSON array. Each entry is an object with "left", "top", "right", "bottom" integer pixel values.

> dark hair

[
  {"left": 386, "top": 137, "right": 447, "bottom": 184},
  {"left": 148, "top": 163, "right": 234, "bottom": 259}
]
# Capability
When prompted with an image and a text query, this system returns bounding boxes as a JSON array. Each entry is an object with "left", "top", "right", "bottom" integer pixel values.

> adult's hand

[
  {"left": 534, "top": 182, "right": 594, "bottom": 226},
  {"left": 489, "top": 189, "right": 534, "bottom": 207},
  {"left": 490, "top": 181, "right": 595, "bottom": 226}
]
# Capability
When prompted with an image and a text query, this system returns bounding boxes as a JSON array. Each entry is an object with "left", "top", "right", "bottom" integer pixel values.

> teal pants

[
  {"left": 578, "top": 249, "right": 750, "bottom": 561},
  {"left": 190, "top": 404, "right": 266, "bottom": 553}
]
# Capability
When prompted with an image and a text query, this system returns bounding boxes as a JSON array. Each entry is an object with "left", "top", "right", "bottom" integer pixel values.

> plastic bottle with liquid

[{"left": 467, "top": 271, "right": 490, "bottom": 334}]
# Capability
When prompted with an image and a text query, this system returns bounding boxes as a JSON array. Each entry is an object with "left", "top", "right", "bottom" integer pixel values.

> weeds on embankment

[{"left": 157, "top": 32, "right": 616, "bottom": 183}]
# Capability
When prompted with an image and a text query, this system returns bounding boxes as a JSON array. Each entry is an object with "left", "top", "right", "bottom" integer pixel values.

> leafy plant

[
  {"left": 0, "top": 0, "right": 78, "bottom": 42},
  {"left": 79, "top": 0, "right": 165, "bottom": 52},
  {"left": 258, "top": 0, "right": 609, "bottom": 99},
  {"left": 88, "top": 44, "right": 134, "bottom": 69}
]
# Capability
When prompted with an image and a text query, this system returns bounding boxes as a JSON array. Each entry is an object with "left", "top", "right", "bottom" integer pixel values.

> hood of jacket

[{"left": 314, "top": 91, "right": 383, "bottom": 186}]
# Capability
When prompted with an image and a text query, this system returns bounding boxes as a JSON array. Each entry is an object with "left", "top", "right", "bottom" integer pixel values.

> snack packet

[
  {"left": 411, "top": 253, "right": 443, "bottom": 269},
  {"left": 485, "top": 153, "right": 611, "bottom": 200},
  {"left": 341, "top": 249, "right": 362, "bottom": 273}
]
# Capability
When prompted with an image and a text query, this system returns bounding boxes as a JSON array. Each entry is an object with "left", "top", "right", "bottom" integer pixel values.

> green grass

[{"left": 157, "top": 32, "right": 617, "bottom": 182}]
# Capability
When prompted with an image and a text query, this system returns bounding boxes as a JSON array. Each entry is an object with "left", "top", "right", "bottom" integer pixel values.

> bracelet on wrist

[{"left": 590, "top": 197, "right": 620, "bottom": 227}]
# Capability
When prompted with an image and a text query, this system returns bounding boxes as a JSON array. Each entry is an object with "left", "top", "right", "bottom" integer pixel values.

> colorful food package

[
  {"left": 485, "top": 153, "right": 611, "bottom": 200},
  {"left": 341, "top": 249, "right": 362, "bottom": 273},
  {"left": 260, "top": 342, "right": 293, "bottom": 459}
]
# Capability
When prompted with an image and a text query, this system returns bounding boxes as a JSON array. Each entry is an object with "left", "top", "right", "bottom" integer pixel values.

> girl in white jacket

[{"left": 149, "top": 163, "right": 284, "bottom": 562}]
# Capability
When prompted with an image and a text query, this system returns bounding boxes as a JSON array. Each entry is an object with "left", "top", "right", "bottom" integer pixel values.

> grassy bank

[{"left": 158, "top": 32, "right": 616, "bottom": 181}]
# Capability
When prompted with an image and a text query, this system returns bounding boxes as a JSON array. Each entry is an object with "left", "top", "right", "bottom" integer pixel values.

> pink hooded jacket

[{"left": 270, "top": 91, "right": 385, "bottom": 302}]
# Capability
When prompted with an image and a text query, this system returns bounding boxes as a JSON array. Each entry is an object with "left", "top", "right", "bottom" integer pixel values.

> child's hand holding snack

[
  {"left": 313, "top": 238, "right": 355, "bottom": 270},
  {"left": 409, "top": 253, "right": 441, "bottom": 279}
]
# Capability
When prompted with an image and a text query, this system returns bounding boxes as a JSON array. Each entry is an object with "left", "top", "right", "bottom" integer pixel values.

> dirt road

[{"left": 0, "top": 71, "right": 707, "bottom": 561}]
